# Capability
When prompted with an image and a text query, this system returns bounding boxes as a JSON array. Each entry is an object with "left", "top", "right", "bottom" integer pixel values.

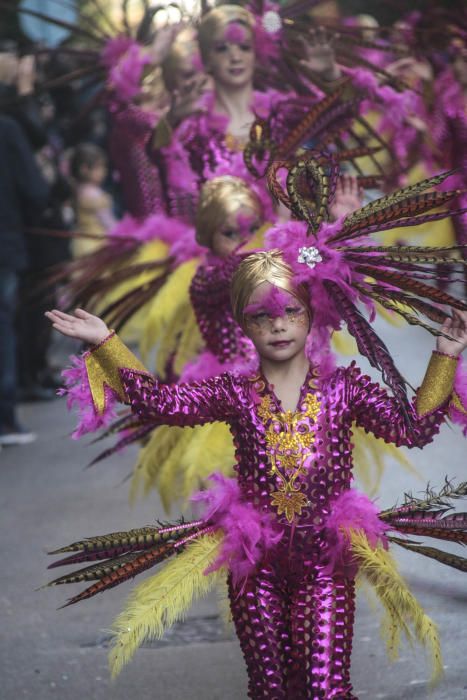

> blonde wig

[
  {"left": 161, "top": 27, "right": 199, "bottom": 92},
  {"left": 195, "top": 176, "right": 262, "bottom": 248},
  {"left": 197, "top": 5, "right": 255, "bottom": 64},
  {"left": 231, "top": 250, "right": 311, "bottom": 327}
]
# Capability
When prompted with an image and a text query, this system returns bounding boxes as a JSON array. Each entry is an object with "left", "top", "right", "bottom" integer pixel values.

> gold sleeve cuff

[
  {"left": 416, "top": 352, "right": 459, "bottom": 418},
  {"left": 85, "top": 332, "right": 150, "bottom": 414},
  {"left": 151, "top": 116, "right": 173, "bottom": 149},
  {"left": 452, "top": 391, "right": 467, "bottom": 416}
]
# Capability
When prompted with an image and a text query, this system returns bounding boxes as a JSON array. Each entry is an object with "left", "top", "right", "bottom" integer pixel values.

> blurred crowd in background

[
  {"left": 0, "top": 0, "right": 465, "bottom": 447},
  {"left": 0, "top": 30, "right": 119, "bottom": 445}
]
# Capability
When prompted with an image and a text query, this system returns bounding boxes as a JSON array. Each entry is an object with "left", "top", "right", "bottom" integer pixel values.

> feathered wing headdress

[{"left": 265, "top": 153, "right": 467, "bottom": 429}]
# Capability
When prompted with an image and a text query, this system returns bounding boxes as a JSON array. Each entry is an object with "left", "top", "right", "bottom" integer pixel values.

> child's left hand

[{"left": 436, "top": 310, "right": 467, "bottom": 357}]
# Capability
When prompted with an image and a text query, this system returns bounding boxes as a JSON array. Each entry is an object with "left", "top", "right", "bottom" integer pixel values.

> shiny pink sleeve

[
  {"left": 345, "top": 362, "right": 448, "bottom": 448},
  {"left": 119, "top": 369, "right": 242, "bottom": 427}
]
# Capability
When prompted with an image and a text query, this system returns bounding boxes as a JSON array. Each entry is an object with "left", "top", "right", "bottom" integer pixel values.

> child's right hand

[{"left": 45, "top": 309, "right": 110, "bottom": 346}]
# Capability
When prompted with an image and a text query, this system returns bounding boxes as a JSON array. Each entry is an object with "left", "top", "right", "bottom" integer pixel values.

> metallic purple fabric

[
  {"left": 189, "top": 255, "right": 255, "bottom": 364},
  {"left": 229, "top": 566, "right": 356, "bottom": 699},
  {"left": 119, "top": 361, "right": 446, "bottom": 699},
  {"left": 108, "top": 101, "right": 166, "bottom": 219}
]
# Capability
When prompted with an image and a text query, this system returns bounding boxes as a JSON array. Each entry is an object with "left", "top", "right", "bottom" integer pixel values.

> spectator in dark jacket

[
  {"left": 0, "top": 114, "right": 48, "bottom": 446},
  {"left": 0, "top": 40, "right": 47, "bottom": 150}
]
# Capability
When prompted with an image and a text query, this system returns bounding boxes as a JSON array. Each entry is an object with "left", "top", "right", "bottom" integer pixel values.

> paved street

[{"left": 1, "top": 323, "right": 466, "bottom": 700}]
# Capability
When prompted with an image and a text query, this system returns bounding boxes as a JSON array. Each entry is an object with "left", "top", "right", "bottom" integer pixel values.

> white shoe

[{"left": 0, "top": 425, "right": 37, "bottom": 446}]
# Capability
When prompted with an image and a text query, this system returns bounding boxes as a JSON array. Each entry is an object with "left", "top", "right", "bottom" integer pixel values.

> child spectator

[{"left": 70, "top": 143, "right": 116, "bottom": 257}]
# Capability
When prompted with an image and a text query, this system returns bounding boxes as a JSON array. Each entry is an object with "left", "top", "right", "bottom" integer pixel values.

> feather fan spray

[
  {"left": 350, "top": 530, "right": 443, "bottom": 687},
  {"left": 108, "top": 533, "right": 224, "bottom": 678},
  {"left": 264, "top": 155, "right": 467, "bottom": 428}
]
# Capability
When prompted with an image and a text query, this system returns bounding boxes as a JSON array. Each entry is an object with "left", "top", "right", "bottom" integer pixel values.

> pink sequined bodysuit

[
  {"left": 108, "top": 101, "right": 166, "bottom": 219},
  {"left": 189, "top": 254, "right": 255, "bottom": 369},
  {"left": 157, "top": 90, "right": 317, "bottom": 222},
  {"left": 117, "top": 360, "right": 445, "bottom": 699}
]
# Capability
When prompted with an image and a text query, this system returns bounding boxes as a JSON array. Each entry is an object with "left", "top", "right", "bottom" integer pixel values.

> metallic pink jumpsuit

[{"left": 117, "top": 360, "right": 446, "bottom": 699}]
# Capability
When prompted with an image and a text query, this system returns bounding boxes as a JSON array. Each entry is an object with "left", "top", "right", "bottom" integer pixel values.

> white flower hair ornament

[
  {"left": 297, "top": 246, "right": 323, "bottom": 269},
  {"left": 261, "top": 9, "right": 282, "bottom": 35}
]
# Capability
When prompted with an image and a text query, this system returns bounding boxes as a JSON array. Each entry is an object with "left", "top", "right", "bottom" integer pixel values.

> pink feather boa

[
  {"left": 101, "top": 37, "right": 151, "bottom": 103},
  {"left": 322, "top": 489, "right": 389, "bottom": 576},
  {"left": 108, "top": 212, "right": 202, "bottom": 264},
  {"left": 180, "top": 349, "right": 259, "bottom": 383},
  {"left": 58, "top": 354, "right": 118, "bottom": 439},
  {"left": 192, "top": 473, "right": 283, "bottom": 586},
  {"left": 451, "top": 359, "right": 467, "bottom": 436},
  {"left": 101, "top": 36, "right": 151, "bottom": 102}
]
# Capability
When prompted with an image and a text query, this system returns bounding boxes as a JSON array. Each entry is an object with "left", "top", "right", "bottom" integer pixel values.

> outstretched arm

[
  {"left": 349, "top": 310, "right": 467, "bottom": 447},
  {"left": 45, "top": 309, "right": 239, "bottom": 426}
]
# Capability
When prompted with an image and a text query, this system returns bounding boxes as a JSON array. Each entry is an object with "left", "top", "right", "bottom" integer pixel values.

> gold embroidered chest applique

[{"left": 257, "top": 378, "right": 321, "bottom": 523}]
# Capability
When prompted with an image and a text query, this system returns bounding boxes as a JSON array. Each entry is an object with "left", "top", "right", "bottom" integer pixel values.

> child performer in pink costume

[
  {"left": 46, "top": 250, "right": 466, "bottom": 699},
  {"left": 46, "top": 168, "right": 467, "bottom": 697}
]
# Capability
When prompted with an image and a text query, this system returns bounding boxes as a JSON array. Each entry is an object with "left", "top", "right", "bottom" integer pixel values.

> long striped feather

[
  {"left": 342, "top": 189, "right": 461, "bottom": 235},
  {"left": 267, "top": 160, "right": 291, "bottom": 207},
  {"left": 88, "top": 424, "right": 155, "bottom": 468},
  {"left": 286, "top": 157, "right": 331, "bottom": 231},
  {"left": 386, "top": 513, "right": 467, "bottom": 529},
  {"left": 356, "top": 291, "right": 453, "bottom": 339},
  {"left": 276, "top": 83, "right": 347, "bottom": 157},
  {"left": 339, "top": 244, "right": 467, "bottom": 256},
  {"left": 343, "top": 170, "right": 456, "bottom": 228},
  {"left": 102, "top": 273, "right": 171, "bottom": 331},
  {"left": 389, "top": 537, "right": 467, "bottom": 573},
  {"left": 334, "top": 146, "right": 383, "bottom": 162},
  {"left": 328, "top": 207, "right": 467, "bottom": 243},
  {"left": 350, "top": 121, "right": 388, "bottom": 175},
  {"left": 58, "top": 541, "right": 182, "bottom": 608},
  {"left": 48, "top": 523, "right": 198, "bottom": 566},
  {"left": 344, "top": 252, "right": 466, "bottom": 266},
  {"left": 353, "top": 266, "right": 467, "bottom": 311},
  {"left": 388, "top": 527, "right": 467, "bottom": 545},
  {"left": 355, "top": 284, "right": 449, "bottom": 325},
  {"left": 88, "top": 413, "right": 143, "bottom": 443},
  {"left": 323, "top": 280, "right": 413, "bottom": 428},
  {"left": 47, "top": 552, "right": 143, "bottom": 586}
]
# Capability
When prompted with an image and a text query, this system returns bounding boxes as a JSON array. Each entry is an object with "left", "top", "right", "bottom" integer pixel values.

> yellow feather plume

[
  {"left": 157, "top": 428, "right": 200, "bottom": 512},
  {"left": 96, "top": 240, "right": 169, "bottom": 344},
  {"left": 129, "top": 425, "right": 186, "bottom": 506},
  {"left": 351, "top": 426, "right": 420, "bottom": 496},
  {"left": 172, "top": 308, "right": 203, "bottom": 376},
  {"left": 350, "top": 529, "right": 443, "bottom": 686},
  {"left": 108, "top": 532, "right": 224, "bottom": 678},
  {"left": 130, "top": 422, "right": 236, "bottom": 511},
  {"left": 140, "top": 259, "right": 199, "bottom": 364},
  {"left": 178, "top": 423, "right": 235, "bottom": 502}
]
